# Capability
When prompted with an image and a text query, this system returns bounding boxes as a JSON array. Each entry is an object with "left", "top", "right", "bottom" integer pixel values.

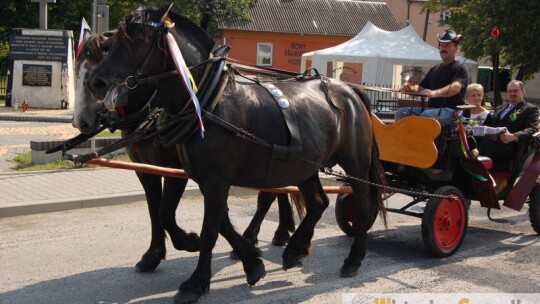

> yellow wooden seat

[{"left": 371, "top": 113, "right": 441, "bottom": 168}]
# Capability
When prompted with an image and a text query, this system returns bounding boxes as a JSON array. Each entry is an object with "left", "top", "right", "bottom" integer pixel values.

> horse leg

[
  {"left": 174, "top": 182, "right": 265, "bottom": 304},
  {"left": 174, "top": 182, "right": 229, "bottom": 303},
  {"left": 282, "top": 174, "right": 328, "bottom": 270},
  {"left": 230, "top": 191, "right": 275, "bottom": 260},
  {"left": 221, "top": 208, "right": 266, "bottom": 285},
  {"left": 340, "top": 181, "right": 370, "bottom": 277},
  {"left": 160, "top": 177, "right": 200, "bottom": 252},
  {"left": 242, "top": 191, "right": 276, "bottom": 245},
  {"left": 134, "top": 172, "right": 166, "bottom": 272},
  {"left": 273, "top": 193, "right": 295, "bottom": 246}
]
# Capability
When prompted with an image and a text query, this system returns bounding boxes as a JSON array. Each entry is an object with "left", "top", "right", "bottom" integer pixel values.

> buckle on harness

[{"left": 126, "top": 76, "right": 138, "bottom": 89}]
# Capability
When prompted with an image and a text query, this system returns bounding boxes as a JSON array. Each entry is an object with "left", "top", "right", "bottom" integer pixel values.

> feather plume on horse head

[{"left": 156, "top": 2, "right": 174, "bottom": 23}]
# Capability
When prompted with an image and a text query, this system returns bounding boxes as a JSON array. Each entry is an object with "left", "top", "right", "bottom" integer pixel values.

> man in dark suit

[{"left": 479, "top": 80, "right": 539, "bottom": 167}]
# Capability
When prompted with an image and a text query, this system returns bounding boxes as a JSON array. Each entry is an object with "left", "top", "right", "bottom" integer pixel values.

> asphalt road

[{"left": 1, "top": 194, "right": 539, "bottom": 304}]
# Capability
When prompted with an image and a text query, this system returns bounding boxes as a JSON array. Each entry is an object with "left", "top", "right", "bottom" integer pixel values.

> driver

[{"left": 395, "top": 29, "right": 469, "bottom": 128}]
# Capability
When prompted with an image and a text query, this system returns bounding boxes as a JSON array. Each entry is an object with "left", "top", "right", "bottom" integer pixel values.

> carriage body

[{"left": 337, "top": 113, "right": 540, "bottom": 257}]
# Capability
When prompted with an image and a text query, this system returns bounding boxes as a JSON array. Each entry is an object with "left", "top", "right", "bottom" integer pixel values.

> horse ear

[
  {"left": 150, "top": 2, "right": 174, "bottom": 23},
  {"left": 83, "top": 28, "right": 93, "bottom": 41}
]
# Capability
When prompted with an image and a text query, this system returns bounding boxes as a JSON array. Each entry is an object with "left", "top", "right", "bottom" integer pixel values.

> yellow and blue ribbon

[{"left": 154, "top": 20, "right": 204, "bottom": 137}]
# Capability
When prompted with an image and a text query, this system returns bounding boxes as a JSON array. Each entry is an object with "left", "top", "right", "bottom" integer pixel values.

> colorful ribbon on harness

[
  {"left": 455, "top": 114, "right": 474, "bottom": 159},
  {"left": 152, "top": 20, "right": 204, "bottom": 138}
]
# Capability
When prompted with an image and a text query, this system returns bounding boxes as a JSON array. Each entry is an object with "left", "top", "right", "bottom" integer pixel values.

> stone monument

[{"left": 5, "top": 0, "right": 75, "bottom": 109}]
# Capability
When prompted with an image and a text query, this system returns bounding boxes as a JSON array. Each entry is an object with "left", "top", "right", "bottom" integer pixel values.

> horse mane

[
  {"left": 167, "top": 10, "right": 215, "bottom": 54},
  {"left": 116, "top": 6, "right": 215, "bottom": 55}
]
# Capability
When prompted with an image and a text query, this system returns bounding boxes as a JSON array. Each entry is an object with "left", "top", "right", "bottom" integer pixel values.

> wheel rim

[{"left": 433, "top": 195, "right": 466, "bottom": 252}]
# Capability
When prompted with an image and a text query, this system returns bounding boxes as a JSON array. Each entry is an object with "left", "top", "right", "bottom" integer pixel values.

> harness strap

[
  {"left": 258, "top": 82, "right": 302, "bottom": 160},
  {"left": 105, "top": 90, "right": 161, "bottom": 131},
  {"left": 45, "top": 125, "right": 108, "bottom": 155},
  {"left": 204, "top": 111, "right": 272, "bottom": 148},
  {"left": 68, "top": 111, "right": 162, "bottom": 164},
  {"left": 158, "top": 45, "right": 231, "bottom": 147},
  {"left": 126, "top": 70, "right": 178, "bottom": 89}
]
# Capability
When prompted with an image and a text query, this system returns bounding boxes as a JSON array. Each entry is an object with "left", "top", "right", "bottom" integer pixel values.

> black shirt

[{"left": 420, "top": 60, "right": 469, "bottom": 109}]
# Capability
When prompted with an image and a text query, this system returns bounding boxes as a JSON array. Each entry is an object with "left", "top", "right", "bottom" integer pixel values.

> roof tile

[{"left": 218, "top": 0, "right": 402, "bottom": 36}]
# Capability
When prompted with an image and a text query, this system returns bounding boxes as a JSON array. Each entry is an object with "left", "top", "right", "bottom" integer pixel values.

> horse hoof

[
  {"left": 340, "top": 264, "right": 359, "bottom": 278},
  {"left": 282, "top": 255, "right": 303, "bottom": 270},
  {"left": 230, "top": 250, "right": 240, "bottom": 260},
  {"left": 246, "top": 258, "right": 266, "bottom": 286},
  {"left": 271, "top": 233, "right": 290, "bottom": 246},
  {"left": 135, "top": 259, "right": 160, "bottom": 272},
  {"left": 173, "top": 233, "right": 200, "bottom": 253},
  {"left": 135, "top": 249, "right": 165, "bottom": 272},
  {"left": 174, "top": 290, "right": 202, "bottom": 304}
]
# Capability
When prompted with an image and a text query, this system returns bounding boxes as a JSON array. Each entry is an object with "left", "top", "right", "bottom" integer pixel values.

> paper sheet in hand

[{"left": 472, "top": 126, "right": 507, "bottom": 137}]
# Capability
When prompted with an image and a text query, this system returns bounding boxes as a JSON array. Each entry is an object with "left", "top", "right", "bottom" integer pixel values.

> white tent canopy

[{"left": 301, "top": 21, "right": 478, "bottom": 86}]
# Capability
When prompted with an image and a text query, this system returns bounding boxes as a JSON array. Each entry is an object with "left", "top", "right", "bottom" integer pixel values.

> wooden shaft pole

[{"left": 86, "top": 158, "right": 352, "bottom": 194}]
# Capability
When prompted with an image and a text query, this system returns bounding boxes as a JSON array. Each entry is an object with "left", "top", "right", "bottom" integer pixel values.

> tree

[
  {"left": 0, "top": 1, "right": 256, "bottom": 73},
  {"left": 423, "top": 0, "right": 540, "bottom": 106}
]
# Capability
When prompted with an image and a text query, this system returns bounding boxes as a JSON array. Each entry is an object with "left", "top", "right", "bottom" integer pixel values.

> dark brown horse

[
  {"left": 73, "top": 30, "right": 302, "bottom": 270},
  {"left": 86, "top": 4, "right": 385, "bottom": 303}
]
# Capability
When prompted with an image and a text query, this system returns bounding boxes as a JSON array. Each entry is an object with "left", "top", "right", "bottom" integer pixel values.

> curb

[
  {"left": 0, "top": 114, "right": 72, "bottom": 123},
  {"left": 0, "top": 186, "right": 259, "bottom": 218}
]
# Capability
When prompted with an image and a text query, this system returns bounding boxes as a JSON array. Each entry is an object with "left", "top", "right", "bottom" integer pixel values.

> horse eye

[{"left": 101, "top": 46, "right": 110, "bottom": 55}]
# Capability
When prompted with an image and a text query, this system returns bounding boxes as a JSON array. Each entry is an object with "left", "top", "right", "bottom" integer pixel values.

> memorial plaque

[
  {"left": 8, "top": 34, "right": 68, "bottom": 62},
  {"left": 22, "top": 64, "right": 52, "bottom": 86}
]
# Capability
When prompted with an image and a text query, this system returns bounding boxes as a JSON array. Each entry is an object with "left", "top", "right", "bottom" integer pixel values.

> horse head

[
  {"left": 73, "top": 28, "right": 162, "bottom": 134},
  {"left": 72, "top": 29, "right": 112, "bottom": 133},
  {"left": 86, "top": 4, "right": 214, "bottom": 114}
]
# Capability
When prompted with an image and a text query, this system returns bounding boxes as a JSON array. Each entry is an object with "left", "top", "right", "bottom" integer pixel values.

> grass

[
  {"left": 11, "top": 151, "right": 130, "bottom": 171},
  {"left": 96, "top": 129, "right": 122, "bottom": 138}
]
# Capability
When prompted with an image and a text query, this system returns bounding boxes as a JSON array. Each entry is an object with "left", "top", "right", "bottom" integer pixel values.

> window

[
  {"left": 440, "top": 10, "right": 451, "bottom": 22},
  {"left": 257, "top": 43, "right": 273, "bottom": 66}
]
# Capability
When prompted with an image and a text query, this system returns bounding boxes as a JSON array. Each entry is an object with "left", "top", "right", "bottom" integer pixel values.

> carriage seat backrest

[
  {"left": 505, "top": 135, "right": 539, "bottom": 181},
  {"left": 372, "top": 114, "right": 441, "bottom": 168}
]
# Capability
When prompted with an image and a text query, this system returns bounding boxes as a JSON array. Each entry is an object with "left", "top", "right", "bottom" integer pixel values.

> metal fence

[{"left": 362, "top": 83, "right": 422, "bottom": 115}]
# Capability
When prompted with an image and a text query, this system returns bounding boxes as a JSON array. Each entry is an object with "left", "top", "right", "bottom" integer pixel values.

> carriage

[{"left": 335, "top": 107, "right": 540, "bottom": 257}]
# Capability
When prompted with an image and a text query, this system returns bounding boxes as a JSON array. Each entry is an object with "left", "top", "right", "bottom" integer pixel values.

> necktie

[{"left": 499, "top": 104, "right": 514, "bottom": 119}]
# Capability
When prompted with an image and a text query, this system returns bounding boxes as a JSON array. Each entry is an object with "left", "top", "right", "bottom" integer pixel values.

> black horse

[
  {"left": 73, "top": 30, "right": 199, "bottom": 272},
  {"left": 87, "top": 4, "right": 385, "bottom": 303},
  {"left": 73, "top": 30, "right": 300, "bottom": 271}
]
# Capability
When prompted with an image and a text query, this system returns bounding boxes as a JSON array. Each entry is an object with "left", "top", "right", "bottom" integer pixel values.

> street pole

[
  {"left": 92, "top": 0, "right": 98, "bottom": 32},
  {"left": 491, "top": 27, "right": 502, "bottom": 107}
]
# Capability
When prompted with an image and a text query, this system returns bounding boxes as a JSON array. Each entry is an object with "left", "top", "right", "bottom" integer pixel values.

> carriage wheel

[
  {"left": 421, "top": 186, "right": 469, "bottom": 257},
  {"left": 528, "top": 183, "right": 540, "bottom": 234},
  {"left": 335, "top": 193, "right": 377, "bottom": 236}
]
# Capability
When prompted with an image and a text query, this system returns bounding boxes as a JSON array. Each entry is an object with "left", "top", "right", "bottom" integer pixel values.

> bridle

[{"left": 122, "top": 21, "right": 178, "bottom": 90}]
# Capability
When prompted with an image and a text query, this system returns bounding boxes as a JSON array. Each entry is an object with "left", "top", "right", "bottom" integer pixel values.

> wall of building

[{"left": 221, "top": 30, "right": 353, "bottom": 72}]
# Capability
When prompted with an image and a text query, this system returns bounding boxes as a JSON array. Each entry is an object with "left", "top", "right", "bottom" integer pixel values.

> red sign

[{"left": 491, "top": 27, "right": 500, "bottom": 38}]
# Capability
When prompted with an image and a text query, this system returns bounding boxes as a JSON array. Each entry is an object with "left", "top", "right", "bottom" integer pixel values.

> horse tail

[
  {"left": 288, "top": 193, "right": 306, "bottom": 222},
  {"left": 369, "top": 135, "right": 388, "bottom": 228},
  {"left": 347, "top": 83, "right": 388, "bottom": 227}
]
